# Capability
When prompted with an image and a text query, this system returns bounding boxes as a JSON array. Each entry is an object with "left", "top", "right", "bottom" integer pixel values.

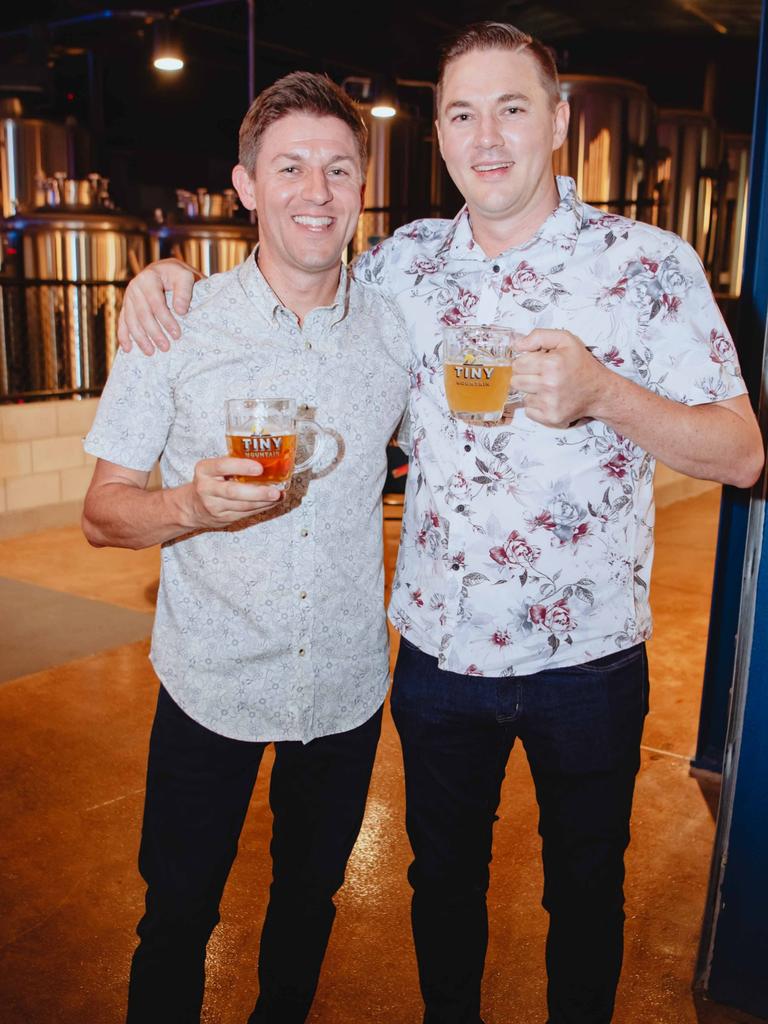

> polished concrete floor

[{"left": 0, "top": 490, "right": 763, "bottom": 1024}]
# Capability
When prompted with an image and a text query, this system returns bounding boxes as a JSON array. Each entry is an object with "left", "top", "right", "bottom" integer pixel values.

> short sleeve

[
  {"left": 639, "top": 240, "right": 747, "bottom": 406},
  {"left": 84, "top": 346, "right": 174, "bottom": 471}
]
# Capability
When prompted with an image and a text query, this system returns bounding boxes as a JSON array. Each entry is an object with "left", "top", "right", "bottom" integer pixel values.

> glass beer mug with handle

[
  {"left": 225, "top": 398, "right": 329, "bottom": 489},
  {"left": 443, "top": 324, "right": 523, "bottom": 423}
]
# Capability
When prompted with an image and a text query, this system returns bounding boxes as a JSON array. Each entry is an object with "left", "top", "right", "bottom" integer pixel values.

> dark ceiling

[
  {"left": 476, "top": 0, "right": 761, "bottom": 37},
  {"left": 0, "top": 0, "right": 763, "bottom": 214}
]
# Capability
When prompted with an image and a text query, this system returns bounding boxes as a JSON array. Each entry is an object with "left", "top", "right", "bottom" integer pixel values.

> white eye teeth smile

[
  {"left": 293, "top": 216, "right": 334, "bottom": 226},
  {"left": 474, "top": 163, "right": 512, "bottom": 172}
]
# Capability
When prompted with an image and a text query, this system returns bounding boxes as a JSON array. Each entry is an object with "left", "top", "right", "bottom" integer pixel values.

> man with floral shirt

[{"left": 116, "top": 22, "right": 763, "bottom": 1024}]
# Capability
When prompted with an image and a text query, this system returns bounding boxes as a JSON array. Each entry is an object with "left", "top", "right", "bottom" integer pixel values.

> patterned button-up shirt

[
  {"left": 85, "top": 256, "right": 409, "bottom": 741},
  {"left": 355, "top": 176, "right": 746, "bottom": 677}
]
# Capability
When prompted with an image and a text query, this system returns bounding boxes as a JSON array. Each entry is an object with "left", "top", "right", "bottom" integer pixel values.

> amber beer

[
  {"left": 442, "top": 324, "right": 521, "bottom": 423},
  {"left": 225, "top": 398, "right": 328, "bottom": 490},
  {"left": 226, "top": 432, "right": 298, "bottom": 484},
  {"left": 444, "top": 361, "right": 515, "bottom": 415}
]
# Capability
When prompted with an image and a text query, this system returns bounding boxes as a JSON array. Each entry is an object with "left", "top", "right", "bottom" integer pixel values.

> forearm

[
  {"left": 593, "top": 372, "right": 763, "bottom": 488},
  {"left": 82, "top": 481, "right": 195, "bottom": 549}
]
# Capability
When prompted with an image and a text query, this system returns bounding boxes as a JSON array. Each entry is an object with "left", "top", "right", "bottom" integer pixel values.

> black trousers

[
  {"left": 126, "top": 686, "right": 382, "bottom": 1024},
  {"left": 391, "top": 638, "right": 649, "bottom": 1024}
]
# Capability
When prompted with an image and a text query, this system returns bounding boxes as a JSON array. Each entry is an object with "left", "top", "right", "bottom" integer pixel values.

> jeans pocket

[{"left": 572, "top": 642, "right": 645, "bottom": 675}]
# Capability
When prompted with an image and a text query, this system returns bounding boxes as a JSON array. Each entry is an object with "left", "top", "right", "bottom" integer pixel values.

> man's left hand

[{"left": 512, "top": 329, "right": 609, "bottom": 428}]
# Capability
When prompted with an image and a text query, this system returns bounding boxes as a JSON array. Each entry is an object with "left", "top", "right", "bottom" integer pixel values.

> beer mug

[
  {"left": 443, "top": 324, "right": 522, "bottom": 423},
  {"left": 225, "top": 398, "right": 328, "bottom": 488}
]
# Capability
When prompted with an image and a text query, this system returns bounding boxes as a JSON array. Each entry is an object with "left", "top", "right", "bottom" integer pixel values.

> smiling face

[
  {"left": 437, "top": 47, "right": 569, "bottom": 235},
  {"left": 232, "top": 112, "right": 365, "bottom": 281}
]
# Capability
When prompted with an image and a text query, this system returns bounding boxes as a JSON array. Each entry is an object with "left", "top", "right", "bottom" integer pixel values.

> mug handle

[
  {"left": 507, "top": 333, "right": 524, "bottom": 403},
  {"left": 294, "top": 420, "right": 329, "bottom": 473}
]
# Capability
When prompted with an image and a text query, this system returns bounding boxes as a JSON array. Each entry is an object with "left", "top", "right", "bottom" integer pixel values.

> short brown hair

[
  {"left": 238, "top": 71, "right": 368, "bottom": 176},
  {"left": 437, "top": 22, "right": 561, "bottom": 110}
]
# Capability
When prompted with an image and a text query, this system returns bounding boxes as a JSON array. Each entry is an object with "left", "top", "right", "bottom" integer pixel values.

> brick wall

[
  {"left": 1, "top": 399, "right": 99, "bottom": 515},
  {"left": 0, "top": 399, "right": 160, "bottom": 538}
]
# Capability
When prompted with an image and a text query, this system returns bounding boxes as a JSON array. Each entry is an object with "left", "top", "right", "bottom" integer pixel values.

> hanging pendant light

[
  {"left": 152, "top": 17, "right": 184, "bottom": 72},
  {"left": 371, "top": 76, "right": 398, "bottom": 118}
]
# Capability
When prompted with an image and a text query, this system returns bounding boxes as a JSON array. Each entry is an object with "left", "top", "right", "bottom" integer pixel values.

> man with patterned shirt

[
  {"left": 117, "top": 23, "right": 763, "bottom": 1024},
  {"left": 82, "top": 73, "right": 409, "bottom": 1024}
]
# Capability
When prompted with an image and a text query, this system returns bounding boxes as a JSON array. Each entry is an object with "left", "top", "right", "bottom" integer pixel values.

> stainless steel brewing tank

[
  {"left": 0, "top": 207, "right": 147, "bottom": 400},
  {"left": 149, "top": 219, "right": 259, "bottom": 276},
  {"left": 655, "top": 109, "right": 719, "bottom": 262},
  {"left": 711, "top": 133, "right": 750, "bottom": 298},
  {"left": 553, "top": 76, "right": 655, "bottom": 222},
  {"left": 150, "top": 191, "right": 258, "bottom": 275},
  {"left": 352, "top": 108, "right": 391, "bottom": 257},
  {"left": 0, "top": 100, "right": 90, "bottom": 218}
]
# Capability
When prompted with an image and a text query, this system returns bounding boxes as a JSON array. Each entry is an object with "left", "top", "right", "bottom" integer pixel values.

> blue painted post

[
  {"left": 705, "top": 510, "right": 768, "bottom": 1014},
  {"left": 694, "top": 491, "right": 752, "bottom": 773},
  {"left": 694, "top": 5, "right": 768, "bottom": 775},
  {"left": 697, "top": 0, "right": 768, "bottom": 1013}
]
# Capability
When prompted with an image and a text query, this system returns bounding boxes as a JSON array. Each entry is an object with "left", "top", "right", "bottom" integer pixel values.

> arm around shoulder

[{"left": 117, "top": 258, "right": 203, "bottom": 356}]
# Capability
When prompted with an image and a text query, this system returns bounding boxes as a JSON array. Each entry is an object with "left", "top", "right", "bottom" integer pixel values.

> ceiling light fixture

[
  {"left": 152, "top": 17, "right": 185, "bottom": 72},
  {"left": 371, "top": 77, "right": 398, "bottom": 119}
]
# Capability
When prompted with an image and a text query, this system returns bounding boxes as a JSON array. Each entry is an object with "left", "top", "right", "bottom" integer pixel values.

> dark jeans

[
  {"left": 390, "top": 638, "right": 649, "bottom": 1024},
  {"left": 127, "top": 686, "right": 382, "bottom": 1024}
]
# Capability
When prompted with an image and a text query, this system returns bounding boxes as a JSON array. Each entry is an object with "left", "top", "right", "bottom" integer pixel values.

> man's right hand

[
  {"left": 177, "top": 457, "right": 284, "bottom": 530},
  {"left": 118, "top": 258, "right": 202, "bottom": 356},
  {"left": 83, "top": 455, "right": 284, "bottom": 550}
]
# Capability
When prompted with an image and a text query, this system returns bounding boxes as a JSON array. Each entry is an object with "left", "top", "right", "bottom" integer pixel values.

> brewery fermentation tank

[
  {"left": 553, "top": 76, "right": 655, "bottom": 222},
  {"left": 656, "top": 109, "right": 720, "bottom": 263},
  {"left": 150, "top": 188, "right": 259, "bottom": 274},
  {"left": 0, "top": 176, "right": 147, "bottom": 401},
  {"left": 352, "top": 110, "right": 391, "bottom": 256},
  {"left": 0, "top": 99, "right": 90, "bottom": 218},
  {"left": 349, "top": 99, "right": 444, "bottom": 258},
  {"left": 712, "top": 133, "right": 750, "bottom": 297}
]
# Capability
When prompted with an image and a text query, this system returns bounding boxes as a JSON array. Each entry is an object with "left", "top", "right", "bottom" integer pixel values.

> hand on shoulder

[{"left": 117, "top": 258, "right": 203, "bottom": 356}]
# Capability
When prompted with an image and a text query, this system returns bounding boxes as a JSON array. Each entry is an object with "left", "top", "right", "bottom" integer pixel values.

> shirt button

[
  {"left": 304, "top": 341, "right": 312, "bottom": 350},
  {"left": 464, "top": 444, "right": 471, "bottom": 452},
  {"left": 299, "top": 591, "right": 307, "bottom": 600},
  {"left": 298, "top": 647, "right": 306, "bottom": 656},
  {"left": 452, "top": 563, "right": 461, "bottom": 571},
  {"left": 300, "top": 528, "right": 309, "bottom": 538},
  {"left": 492, "top": 264, "right": 500, "bottom": 273}
]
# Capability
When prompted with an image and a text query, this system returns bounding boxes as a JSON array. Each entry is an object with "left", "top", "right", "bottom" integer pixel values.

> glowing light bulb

[{"left": 154, "top": 56, "right": 184, "bottom": 72}]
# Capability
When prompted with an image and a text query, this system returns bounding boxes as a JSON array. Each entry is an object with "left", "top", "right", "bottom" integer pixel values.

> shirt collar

[
  {"left": 238, "top": 246, "right": 350, "bottom": 327},
  {"left": 446, "top": 175, "right": 584, "bottom": 262}
]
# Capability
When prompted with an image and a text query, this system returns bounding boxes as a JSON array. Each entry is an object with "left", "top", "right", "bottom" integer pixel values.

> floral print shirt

[{"left": 355, "top": 176, "right": 746, "bottom": 677}]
